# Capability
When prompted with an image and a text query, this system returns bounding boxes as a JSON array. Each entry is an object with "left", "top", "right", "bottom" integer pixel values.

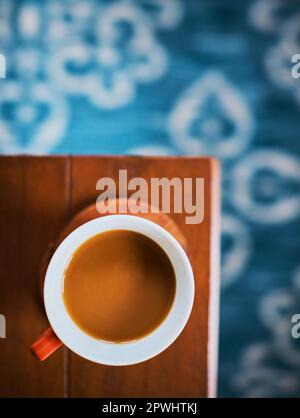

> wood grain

[
  {"left": 0, "top": 156, "right": 219, "bottom": 398},
  {"left": 0, "top": 157, "right": 70, "bottom": 397},
  {"left": 69, "top": 156, "right": 218, "bottom": 398}
]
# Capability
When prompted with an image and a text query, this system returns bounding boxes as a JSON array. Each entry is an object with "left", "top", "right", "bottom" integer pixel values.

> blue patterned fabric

[{"left": 1, "top": 0, "right": 300, "bottom": 397}]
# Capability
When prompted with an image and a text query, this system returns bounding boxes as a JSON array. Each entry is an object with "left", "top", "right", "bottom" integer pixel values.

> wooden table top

[{"left": 0, "top": 156, "right": 220, "bottom": 398}]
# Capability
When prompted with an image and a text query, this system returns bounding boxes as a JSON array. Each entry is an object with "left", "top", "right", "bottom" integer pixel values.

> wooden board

[
  {"left": 0, "top": 157, "right": 69, "bottom": 397},
  {"left": 0, "top": 156, "right": 220, "bottom": 398}
]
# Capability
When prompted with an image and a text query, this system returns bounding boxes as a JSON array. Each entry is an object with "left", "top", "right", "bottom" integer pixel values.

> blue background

[{"left": 1, "top": 0, "right": 300, "bottom": 397}]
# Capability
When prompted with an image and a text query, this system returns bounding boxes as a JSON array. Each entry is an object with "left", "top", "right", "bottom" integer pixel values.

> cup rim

[{"left": 44, "top": 215, "right": 195, "bottom": 366}]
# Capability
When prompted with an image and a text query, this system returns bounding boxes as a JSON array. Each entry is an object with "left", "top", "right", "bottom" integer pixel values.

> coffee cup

[{"left": 31, "top": 215, "right": 194, "bottom": 366}]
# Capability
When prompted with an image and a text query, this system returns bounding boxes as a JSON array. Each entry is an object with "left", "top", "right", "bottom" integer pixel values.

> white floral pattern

[
  {"left": 0, "top": 0, "right": 182, "bottom": 152},
  {"left": 1, "top": 0, "right": 300, "bottom": 398}
]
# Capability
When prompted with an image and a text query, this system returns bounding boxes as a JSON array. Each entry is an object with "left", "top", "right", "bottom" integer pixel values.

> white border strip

[{"left": 208, "top": 159, "right": 221, "bottom": 398}]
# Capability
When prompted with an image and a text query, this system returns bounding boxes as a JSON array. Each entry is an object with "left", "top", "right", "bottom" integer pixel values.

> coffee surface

[{"left": 63, "top": 230, "right": 176, "bottom": 342}]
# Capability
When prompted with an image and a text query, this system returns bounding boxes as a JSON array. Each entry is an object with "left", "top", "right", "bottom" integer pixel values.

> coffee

[{"left": 63, "top": 230, "right": 176, "bottom": 343}]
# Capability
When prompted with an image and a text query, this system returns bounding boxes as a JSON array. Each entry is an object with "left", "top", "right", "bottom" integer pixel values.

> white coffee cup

[{"left": 34, "top": 215, "right": 194, "bottom": 365}]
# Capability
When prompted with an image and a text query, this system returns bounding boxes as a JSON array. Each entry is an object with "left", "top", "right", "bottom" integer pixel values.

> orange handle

[{"left": 30, "top": 327, "right": 63, "bottom": 361}]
